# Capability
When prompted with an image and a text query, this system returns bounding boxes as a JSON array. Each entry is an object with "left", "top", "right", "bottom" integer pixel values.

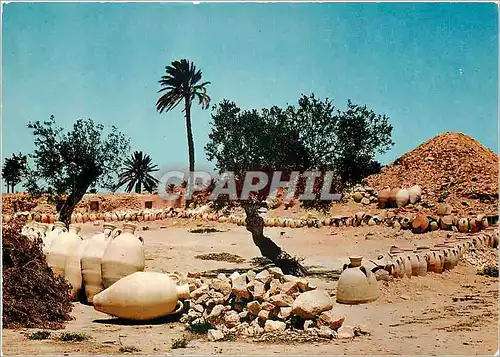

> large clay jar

[
  {"left": 65, "top": 238, "right": 90, "bottom": 300},
  {"left": 101, "top": 223, "right": 145, "bottom": 289},
  {"left": 35, "top": 223, "right": 49, "bottom": 240},
  {"left": 457, "top": 218, "right": 469, "bottom": 233},
  {"left": 43, "top": 221, "right": 67, "bottom": 255},
  {"left": 389, "top": 188, "right": 400, "bottom": 208},
  {"left": 440, "top": 215, "right": 455, "bottom": 230},
  {"left": 395, "top": 189, "right": 410, "bottom": 208},
  {"left": 415, "top": 247, "right": 429, "bottom": 276},
  {"left": 93, "top": 272, "right": 190, "bottom": 321},
  {"left": 477, "top": 214, "right": 489, "bottom": 230},
  {"left": 400, "top": 217, "right": 411, "bottom": 230},
  {"left": 429, "top": 220, "right": 440, "bottom": 231},
  {"left": 442, "top": 247, "right": 454, "bottom": 271},
  {"left": 431, "top": 248, "right": 444, "bottom": 273},
  {"left": 468, "top": 218, "right": 479, "bottom": 233},
  {"left": 378, "top": 189, "right": 391, "bottom": 208},
  {"left": 81, "top": 223, "right": 118, "bottom": 303},
  {"left": 412, "top": 214, "right": 429, "bottom": 234},
  {"left": 388, "top": 248, "right": 405, "bottom": 279},
  {"left": 46, "top": 225, "right": 83, "bottom": 278},
  {"left": 401, "top": 250, "right": 413, "bottom": 278},
  {"left": 336, "top": 256, "right": 380, "bottom": 305},
  {"left": 408, "top": 185, "right": 422, "bottom": 204},
  {"left": 406, "top": 251, "right": 420, "bottom": 276}
]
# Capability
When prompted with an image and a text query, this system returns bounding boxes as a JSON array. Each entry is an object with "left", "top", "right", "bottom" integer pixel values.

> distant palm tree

[
  {"left": 116, "top": 151, "right": 159, "bottom": 194},
  {"left": 155, "top": 59, "right": 211, "bottom": 180}
]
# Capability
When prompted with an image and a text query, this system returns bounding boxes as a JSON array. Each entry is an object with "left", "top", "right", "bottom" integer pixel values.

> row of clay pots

[
  {"left": 383, "top": 230, "right": 498, "bottom": 279},
  {"left": 377, "top": 185, "right": 422, "bottom": 209},
  {"left": 6, "top": 209, "right": 496, "bottom": 236}
]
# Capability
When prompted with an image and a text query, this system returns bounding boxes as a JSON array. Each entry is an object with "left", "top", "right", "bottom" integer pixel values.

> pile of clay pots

[
  {"left": 180, "top": 267, "right": 352, "bottom": 341},
  {"left": 350, "top": 186, "right": 378, "bottom": 205}
]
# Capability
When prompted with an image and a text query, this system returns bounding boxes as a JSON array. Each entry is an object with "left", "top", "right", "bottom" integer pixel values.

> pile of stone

[
  {"left": 181, "top": 268, "right": 350, "bottom": 342},
  {"left": 349, "top": 186, "right": 378, "bottom": 205}
]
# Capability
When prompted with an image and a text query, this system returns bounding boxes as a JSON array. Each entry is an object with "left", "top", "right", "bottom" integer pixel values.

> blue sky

[{"left": 2, "top": 2, "right": 498, "bottom": 188}]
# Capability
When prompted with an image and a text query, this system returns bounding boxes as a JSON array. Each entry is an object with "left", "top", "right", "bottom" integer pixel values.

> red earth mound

[{"left": 365, "top": 132, "right": 498, "bottom": 214}]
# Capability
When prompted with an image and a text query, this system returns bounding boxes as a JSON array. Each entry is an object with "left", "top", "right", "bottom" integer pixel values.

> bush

[
  {"left": 2, "top": 218, "right": 73, "bottom": 329},
  {"left": 59, "top": 332, "right": 90, "bottom": 342}
]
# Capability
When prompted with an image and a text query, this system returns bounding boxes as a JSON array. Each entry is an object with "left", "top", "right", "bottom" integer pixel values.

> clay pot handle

[
  {"left": 111, "top": 228, "right": 122, "bottom": 239},
  {"left": 166, "top": 273, "right": 181, "bottom": 283},
  {"left": 61, "top": 227, "right": 68, "bottom": 233},
  {"left": 360, "top": 265, "right": 369, "bottom": 277},
  {"left": 169, "top": 301, "right": 184, "bottom": 316}
]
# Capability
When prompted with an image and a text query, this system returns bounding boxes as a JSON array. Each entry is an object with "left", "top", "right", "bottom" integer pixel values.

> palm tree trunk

[
  {"left": 135, "top": 181, "right": 142, "bottom": 194},
  {"left": 242, "top": 202, "right": 308, "bottom": 277},
  {"left": 184, "top": 96, "right": 195, "bottom": 208}
]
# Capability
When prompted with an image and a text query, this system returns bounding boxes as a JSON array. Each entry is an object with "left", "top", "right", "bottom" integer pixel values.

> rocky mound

[
  {"left": 181, "top": 268, "right": 358, "bottom": 342},
  {"left": 365, "top": 132, "right": 498, "bottom": 214}
]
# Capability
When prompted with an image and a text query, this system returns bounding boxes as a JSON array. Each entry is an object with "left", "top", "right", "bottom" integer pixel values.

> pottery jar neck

[
  {"left": 176, "top": 284, "right": 191, "bottom": 299},
  {"left": 123, "top": 224, "right": 137, "bottom": 234}
]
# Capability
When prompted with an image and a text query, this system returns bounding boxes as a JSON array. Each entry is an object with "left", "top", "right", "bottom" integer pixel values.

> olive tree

[
  {"left": 205, "top": 94, "right": 393, "bottom": 276},
  {"left": 26, "top": 115, "right": 130, "bottom": 226}
]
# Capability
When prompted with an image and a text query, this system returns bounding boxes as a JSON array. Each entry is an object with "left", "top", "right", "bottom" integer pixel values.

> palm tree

[
  {"left": 116, "top": 151, "right": 160, "bottom": 194},
  {"left": 155, "top": 59, "right": 211, "bottom": 187}
]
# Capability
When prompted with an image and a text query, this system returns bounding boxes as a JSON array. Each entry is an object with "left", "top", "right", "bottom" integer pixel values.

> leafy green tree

[
  {"left": 2, "top": 153, "right": 27, "bottom": 193},
  {"left": 26, "top": 115, "right": 130, "bottom": 226},
  {"left": 116, "top": 151, "right": 159, "bottom": 194},
  {"left": 155, "top": 58, "right": 211, "bottom": 205},
  {"left": 333, "top": 100, "right": 393, "bottom": 184},
  {"left": 205, "top": 94, "right": 393, "bottom": 275}
]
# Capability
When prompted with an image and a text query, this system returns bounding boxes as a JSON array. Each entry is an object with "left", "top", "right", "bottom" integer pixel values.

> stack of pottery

[
  {"left": 336, "top": 256, "right": 380, "bottom": 304},
  {"left": 101, "top": 223, "right": 145, "bottom": 289}
]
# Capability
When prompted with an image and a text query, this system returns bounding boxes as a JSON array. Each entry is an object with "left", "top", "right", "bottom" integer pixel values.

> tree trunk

[
  {"left": 242, "top": 202, "right": 308, "bottom": 277},
  {"left": 6, "top": 183, "right": 9, "bottom": 194},
  {"left": 58, "top": 185, "right": 90, "bottom": 227},
  {"left": 135, "top": 181, "right": 142, "bottom": 194},
  {"left": 11, "top": 183, "right": 15, "bottom": 193},
  {"left": 184, "top": 97, "right": 195, "bottom": 208}
]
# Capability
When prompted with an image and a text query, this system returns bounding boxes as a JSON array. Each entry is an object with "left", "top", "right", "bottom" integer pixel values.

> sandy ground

[{"left": 2, "top": 219, "right": 499, "bottom": 355}]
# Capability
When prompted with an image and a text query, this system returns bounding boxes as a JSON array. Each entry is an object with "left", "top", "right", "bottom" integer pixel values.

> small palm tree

[
  {"left": 116, "top": 151, "right": 159, "bottom": 194},
  {"left": 155, "top": 59, "right": 211, "bottom": 177}
]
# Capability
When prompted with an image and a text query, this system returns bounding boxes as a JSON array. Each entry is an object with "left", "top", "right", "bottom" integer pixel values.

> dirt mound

[
  {"left": 2, "top": 218, "right": 73, "bottom": 329},
  {"left": 366, "top": 132, "right": 498, "bottom": 214}
]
